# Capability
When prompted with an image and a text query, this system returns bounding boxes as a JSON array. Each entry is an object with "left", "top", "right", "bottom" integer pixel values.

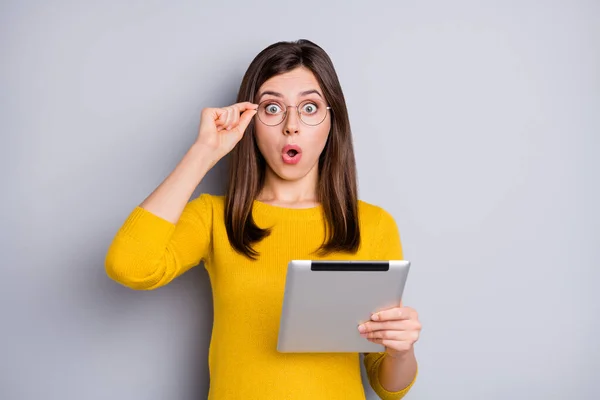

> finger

[
  {"left": 359, "top": 320, "right": 398, "bottom": 333},
  {"left": 231, "top": 101, "right": 259, "bottom": 113},
  {"left": 362, "top": 329, "right": 402, "bottom": 341},
  {"left": 203, "top": 107, "right": 223, "bottom": 123},
  {"left": 234, "top": 108, "right": 258, "bottom": 134},
  {"left": 229, "top": 102, "right": 257, "bottom": 129},
  {"left": 224, "top": 107, "right": 235, "bottom": 130},
  {"left": 363, "top": 329, "right": 418, "bottom": 342},
  {"left": 359, "top": 319, "right": 418, "bottom": 333},
  {"left": 371, "top": 307, "right": 414, "bottom": 322},
  {"left": 214, "top": 108, "right": 228, "bottom": 127},
  {"left": 231, "top": 106, "right": 241, "bottom": 129}
]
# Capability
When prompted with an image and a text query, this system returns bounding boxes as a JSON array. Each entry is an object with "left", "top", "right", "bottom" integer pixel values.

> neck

[{"left": 258, "top": 165, "right": 320, "bottom": 207}]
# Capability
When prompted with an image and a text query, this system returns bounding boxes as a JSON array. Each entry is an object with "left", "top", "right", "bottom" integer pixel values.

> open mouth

[{"left": 282, "top": 145, "right": 302, "bottom": 164}]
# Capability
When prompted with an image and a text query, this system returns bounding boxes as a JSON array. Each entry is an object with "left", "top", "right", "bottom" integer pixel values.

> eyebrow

[{"left": 257, "top": 89, "right": 323, "bottom": 102}]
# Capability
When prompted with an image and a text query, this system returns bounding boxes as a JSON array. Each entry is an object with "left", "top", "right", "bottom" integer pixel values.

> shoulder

[
  {"left": 357, "top": 199, "right": 398, "bottom": 231},
  {"left": 188, "top": 193, "right": 224, "bottom": 208},
  {"left": 182, "top": 193, "right": 225, "bottom": 220},
  {"left": 358, "top": 199, "right": 403, "bottom": 259}
]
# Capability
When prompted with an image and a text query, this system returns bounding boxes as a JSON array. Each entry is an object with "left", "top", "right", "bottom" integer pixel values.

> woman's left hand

[{"left": 358, "top": 306, "right": 421, "bottom": 358}]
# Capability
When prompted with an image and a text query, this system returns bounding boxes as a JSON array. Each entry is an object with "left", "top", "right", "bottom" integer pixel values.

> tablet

[{"left": 277, "top": 260, "right": 410, "bottom": 353}]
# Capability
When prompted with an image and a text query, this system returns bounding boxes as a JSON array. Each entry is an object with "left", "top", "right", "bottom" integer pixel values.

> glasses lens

[
  {"left": 298, "top": 99, "right": 328, "bottom": 126},
  {"left": 257, "top": 100, "right": 285, "bottom": 126}
]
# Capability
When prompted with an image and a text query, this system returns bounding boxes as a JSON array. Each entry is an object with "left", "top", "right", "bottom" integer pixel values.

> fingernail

[
  {"left": 371, "top": 314, "right": 379, "bottom": 321},
  {"left": 358, "top": 325, "right": 365, "bottom": 333}
]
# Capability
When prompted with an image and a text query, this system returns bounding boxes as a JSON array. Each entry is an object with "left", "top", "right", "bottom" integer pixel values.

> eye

[
  {"left": 301, "top": 102, "right": 318, "bottom": 114},
  {"left": 264, "top": 103, "right": 283, "bottom": 115}
]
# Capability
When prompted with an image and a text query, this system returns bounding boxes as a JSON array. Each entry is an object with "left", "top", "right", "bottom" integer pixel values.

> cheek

[
  {"left": 254, "top": 126, "right": 278, "bottom": 155},
  {"left": 308, "top": 123, "right": 330, "bottom": 152}
]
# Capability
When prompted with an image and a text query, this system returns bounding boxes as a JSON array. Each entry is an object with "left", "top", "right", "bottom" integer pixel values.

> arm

[
  {"left": 104, "top": 142, "right": 216, "bottom": 290},
  {"left": 105, "top": 103, "right": 257, "bottom": 290},
  {"left": 377, "top": 347, "right": 418, "bottom": 392},
  {"left": 363, "top": 208, "right": 419, "bottom": 399},
  {"left": 139, "top": 142, "right": 218, "bottom": 224}
]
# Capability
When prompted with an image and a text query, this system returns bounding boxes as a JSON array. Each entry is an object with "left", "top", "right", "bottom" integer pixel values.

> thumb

[{"left": 236, "top": 108, "right": 258, "bottom": 133}]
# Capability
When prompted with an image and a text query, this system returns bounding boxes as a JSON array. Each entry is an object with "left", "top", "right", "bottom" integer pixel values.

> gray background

[{"left": 2, "top": 1, "right": 598, "bottom": 399}]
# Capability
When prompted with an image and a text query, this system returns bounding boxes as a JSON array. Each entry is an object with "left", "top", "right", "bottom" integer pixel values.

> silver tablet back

[{"left": 277, "top": 260, "right": 410, "bottom": 353}]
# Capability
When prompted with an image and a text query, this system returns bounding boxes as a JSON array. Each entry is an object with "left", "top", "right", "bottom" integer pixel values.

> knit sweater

[{"left": 105, "top": 194, "right": 417, "bottom": 399}]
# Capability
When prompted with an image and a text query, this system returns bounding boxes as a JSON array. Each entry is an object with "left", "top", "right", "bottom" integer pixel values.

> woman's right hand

[{"left": 196, "top": 102, "right": 258, "bottom": 161}]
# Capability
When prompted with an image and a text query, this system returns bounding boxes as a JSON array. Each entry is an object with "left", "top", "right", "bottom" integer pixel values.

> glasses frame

[{"left": 255, "top": 99, "right": 332, "bottom": 127}]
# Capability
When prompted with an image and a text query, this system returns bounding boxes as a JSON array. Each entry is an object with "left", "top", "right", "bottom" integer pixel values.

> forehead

[{"left": 259, "top": 67, "right": 322, "bottom": 96}]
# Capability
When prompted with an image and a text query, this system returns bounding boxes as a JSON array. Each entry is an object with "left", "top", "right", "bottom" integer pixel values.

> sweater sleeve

[
  {"left": 105, "top": 193, "right": 214, "bottom": 290},
  {"left": 363, "top": 207, "right": 417, "bottom": 399}
]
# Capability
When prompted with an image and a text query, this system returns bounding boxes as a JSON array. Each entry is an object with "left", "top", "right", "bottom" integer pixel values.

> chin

[
  {"left": 268, "top": 161, "right": 317, "bottom": 182},
  {"left": 273, "top": 167, "right": 310, "bottom": 182}
]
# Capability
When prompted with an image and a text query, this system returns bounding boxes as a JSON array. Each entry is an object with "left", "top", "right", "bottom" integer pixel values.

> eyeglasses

[{"left": 256, "top": 99, "right": 331, "bottom": 126}]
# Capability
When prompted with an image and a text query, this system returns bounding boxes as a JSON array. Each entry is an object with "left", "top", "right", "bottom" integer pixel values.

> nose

[{"left": 283, "top": 106, "right": 300, "bottom": 136}]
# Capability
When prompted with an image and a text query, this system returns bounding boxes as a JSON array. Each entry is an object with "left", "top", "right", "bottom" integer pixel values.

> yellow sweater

[{"left": 105, "top": 194, "right": 416, "bottom": 399}]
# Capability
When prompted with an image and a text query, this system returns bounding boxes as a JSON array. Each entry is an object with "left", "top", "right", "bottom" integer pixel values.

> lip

[{"left": 282, "top": 144, "right": 302, "bottom": 165}]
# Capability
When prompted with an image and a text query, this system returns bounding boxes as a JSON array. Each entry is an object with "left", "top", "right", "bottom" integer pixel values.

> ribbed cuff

[{"left": 369, "top": 353, "right": 418, "bottom": 400}]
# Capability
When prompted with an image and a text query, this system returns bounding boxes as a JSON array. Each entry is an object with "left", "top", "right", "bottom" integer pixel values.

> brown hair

[{"left": 225, "top": 39, "right": 360, "bottom": 259}]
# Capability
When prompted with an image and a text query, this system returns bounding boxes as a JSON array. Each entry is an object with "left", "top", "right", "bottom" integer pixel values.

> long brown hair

[{"left": 225, "top": 39, "right": 360, "bottom": 259}]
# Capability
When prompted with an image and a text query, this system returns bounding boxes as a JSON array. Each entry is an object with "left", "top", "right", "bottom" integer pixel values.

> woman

[{"left": 106, "top": 39, "right": 420, "bottom": 399}]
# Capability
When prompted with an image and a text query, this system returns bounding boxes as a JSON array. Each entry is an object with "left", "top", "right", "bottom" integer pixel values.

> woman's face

[{"left": 254, "top": 67, "right": 331, "bottom": 182}]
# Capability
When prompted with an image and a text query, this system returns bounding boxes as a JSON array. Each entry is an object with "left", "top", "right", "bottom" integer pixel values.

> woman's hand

[
  {"left": 358, "top": 306, "right": 421, "bottom": 358},
  {"left": 195, "top": 102, "right": 258, "bottom": 161}
]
